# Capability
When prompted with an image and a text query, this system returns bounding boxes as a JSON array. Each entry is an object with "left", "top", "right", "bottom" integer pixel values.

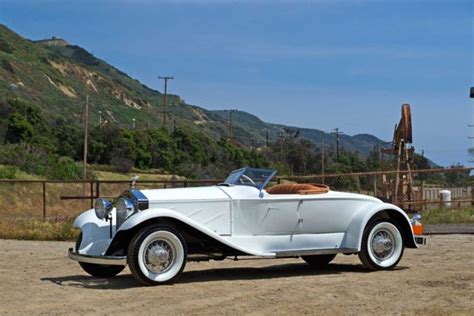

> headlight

[
  {"left": 95, "top": 198, "right": 113, "bottom": 220},
  {"left": 116, "top": 198, "right": 135, "bottom": 228}
]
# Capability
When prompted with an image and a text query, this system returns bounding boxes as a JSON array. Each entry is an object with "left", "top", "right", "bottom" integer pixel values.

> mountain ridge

[{"left": 0, "top": 24, "right": 385, "bottom": 156}]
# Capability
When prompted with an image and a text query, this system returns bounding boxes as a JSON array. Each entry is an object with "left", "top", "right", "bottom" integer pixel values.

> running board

[{"left": 273, "top": 248, "right": 357, "bottom": 258}]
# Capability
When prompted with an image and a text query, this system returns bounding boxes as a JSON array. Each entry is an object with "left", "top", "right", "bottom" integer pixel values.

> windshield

[{"left": 223, "top": 167, "right": 277, "bottom": 190}]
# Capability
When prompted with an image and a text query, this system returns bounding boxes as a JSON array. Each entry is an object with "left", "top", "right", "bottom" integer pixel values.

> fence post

[
  {"left": 373, "top": 174, "right": 377, "bottom": 197},
  {"left": 90, "top": 181, "right": 94, "bottom": 209},
  {"left": 42, "top": 182, "right": 46, "bottom": 220},
  {"left": 96, "top": 182, "right": 100, "bottom": 199},
  {"left": 184, "top": 181, "right": 188, "bottom": 188},
  {"left": 470, "top": 186, "right": 474, "bottom": 206}
]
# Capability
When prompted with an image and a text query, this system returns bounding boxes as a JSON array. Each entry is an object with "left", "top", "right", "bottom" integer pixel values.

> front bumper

[
  {"left": 414, "top": 235, "right": 427, "bottom": 246},
  {"left": 68, "top": 248, "right": 127, "bottom": 266}
]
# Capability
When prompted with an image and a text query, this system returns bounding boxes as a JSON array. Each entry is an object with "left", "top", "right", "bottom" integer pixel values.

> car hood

[{"left": 140, "top": 186, "right": 229, "bottom": 203}]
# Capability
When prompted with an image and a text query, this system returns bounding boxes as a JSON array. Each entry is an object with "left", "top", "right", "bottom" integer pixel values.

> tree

[{"left": 4, "top": 112, "right": 33, "bottom": 144}]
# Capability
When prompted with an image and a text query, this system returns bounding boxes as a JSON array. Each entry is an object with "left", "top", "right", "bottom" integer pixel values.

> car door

[{"left": 257, "top": 194, "right": 302, "bottom": 235}]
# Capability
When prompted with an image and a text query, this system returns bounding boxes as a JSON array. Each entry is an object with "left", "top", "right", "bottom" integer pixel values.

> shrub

[
  {"left": 4, "top": 112, "right": 33, "bottom": 144},
  {"left": 49, "top": 157, "right": 83, "bottom": 180},
  {"left": 0, "top": 38, "right": 13, "bottom": 54},
  {"left": 1, "top": 59, "right": 14, "bottom": 73},
  {"left": 0, "top": 144, "right": 87, "bottom": 180},
  {"left": 0, "top": 165, "right": 16, "bottom": 179},
  {"left": 111, "top": 156, "right": 134, "bottom": 173}
]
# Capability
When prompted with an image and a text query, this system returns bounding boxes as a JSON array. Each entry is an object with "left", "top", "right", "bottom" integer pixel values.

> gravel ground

[
  {"left": 425, "top": 224, "right": 474, "bottom": 235},
  {"left": 0, "top": 235, "right": 473, "bottom": 315}
]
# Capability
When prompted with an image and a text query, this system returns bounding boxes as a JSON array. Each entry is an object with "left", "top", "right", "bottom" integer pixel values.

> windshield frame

[{"left": 223, "top": 167, "right": 277, "bottom": 190}]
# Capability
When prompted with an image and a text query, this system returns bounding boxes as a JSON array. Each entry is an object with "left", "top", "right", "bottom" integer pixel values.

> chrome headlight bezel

[
  {"left": 116, "top": 197, "right": 136, "bottom": 227},
  {"left": 94, "top": 198, "right": 113, "bottom": 220}
]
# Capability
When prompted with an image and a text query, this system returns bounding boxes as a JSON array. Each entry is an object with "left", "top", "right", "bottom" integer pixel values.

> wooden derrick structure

[{"left": 382, "top": 104, "right": 414, "bottom": 209}]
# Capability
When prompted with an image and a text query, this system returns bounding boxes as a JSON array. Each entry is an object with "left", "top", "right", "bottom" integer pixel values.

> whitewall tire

[
  {"left": 358, "top": 220, "right": 404, "bottom": 270},
  {"left": 128, "top": 225, "right": 187, "bottom": 285}
]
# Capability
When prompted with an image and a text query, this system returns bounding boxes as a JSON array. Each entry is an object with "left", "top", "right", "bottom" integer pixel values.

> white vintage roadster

[{"left": 69, "top": 167, "right": 426, "bottom": 285}]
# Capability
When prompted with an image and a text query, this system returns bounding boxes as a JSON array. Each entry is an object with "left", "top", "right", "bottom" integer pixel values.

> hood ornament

[{"left": 130, "top": 175, "right": 139, "bottom": 189}]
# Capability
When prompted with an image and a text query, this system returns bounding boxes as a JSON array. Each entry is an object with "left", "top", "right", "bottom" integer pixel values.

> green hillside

[{"left": 0, "top": 24, "right": 388, "bottom": 155}]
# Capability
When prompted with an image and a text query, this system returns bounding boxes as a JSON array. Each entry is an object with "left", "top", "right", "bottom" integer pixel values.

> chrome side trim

[
  {"left": 274, "top": 248, "right": 357, "bottom": 258},
  {"left": 68, "top": 248, "right": 127, "bottom": 266},
  {"left": 414, "top": 235, "right": 427, "bottom": 246}
]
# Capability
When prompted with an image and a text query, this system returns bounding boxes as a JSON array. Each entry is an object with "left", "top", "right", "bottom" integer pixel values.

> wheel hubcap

[
  {"left": 371, "top": 229, "right": 395, "bottom": 260},
  {"left": 144, "top": 240, "right": 174, "bottom": 274}
]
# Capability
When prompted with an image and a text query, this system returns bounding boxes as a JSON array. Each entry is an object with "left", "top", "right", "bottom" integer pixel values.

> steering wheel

[{"left": 240, "top": 174, "right": 256, "bottom": 185}]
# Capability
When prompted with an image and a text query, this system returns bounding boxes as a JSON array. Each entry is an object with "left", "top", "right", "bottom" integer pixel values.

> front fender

[
  {"left": 115, "top": 208, "right": 261, "bottom": 256},
  {"left": 73, "top": 209, "right": 113, "bottom": 256},
  {"left": 342, "top": 203, "right": 416, "bottom": 250}
]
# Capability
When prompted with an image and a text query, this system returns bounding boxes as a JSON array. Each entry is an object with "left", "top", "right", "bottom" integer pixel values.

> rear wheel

[
  {"left": 301, "top": 254, "right": 336, "bottom": 268},
  {"left": 358, "top": 220, "right": 404, "bottom": 270},
  {"left": 127, "top": 225, "right": 187, "bottom": 286}
]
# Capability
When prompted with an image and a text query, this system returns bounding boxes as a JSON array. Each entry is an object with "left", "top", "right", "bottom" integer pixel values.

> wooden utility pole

[
  {"left": 158, "top": 76, "right": 174, "bottom": 128},
  {"left": 321, "top": 138, "right": 325, "bottom": 184},
  {"left": 265, "top": 129, "right": 269, "bottom": 147},
  {"left": 469, "top": 87, "right": 474, "bottom": 162},
  {"left": 421, "top": 149, "right": 425, "bottom": 209},
  {"left": 83, "top": 95, "right": 89, "bottom": 181},
  {"left": 228, "top": 109, "right": 236, "bottom": 142},
  {"left": 82, "top": 95, "right": 89, "bottom": 202},
  {"left": 331, "top": 128, "right": 344, "bottom": 160}
]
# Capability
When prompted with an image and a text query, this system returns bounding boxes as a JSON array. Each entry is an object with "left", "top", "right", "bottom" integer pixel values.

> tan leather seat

[{"left": 266, "top": 183, "right": 329, "bottom": 195}]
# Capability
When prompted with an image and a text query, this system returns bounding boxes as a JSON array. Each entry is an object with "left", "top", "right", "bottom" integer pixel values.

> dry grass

[
  {"left": 0, "top": 218, "right": 80, "bottom": 241},
  {"left": 0, "top": 168, "right": 182, "bottom": 241},
  {"left": 422, "top": 206, "right": 474, "bottom": 224},
  {"left": 93, "top": 170, "right": 184, "bottom": 181}
]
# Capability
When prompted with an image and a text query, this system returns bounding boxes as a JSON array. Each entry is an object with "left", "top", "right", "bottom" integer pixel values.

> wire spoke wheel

[
  {"left": 370, "top": 229, "right": 395, "bottom": 260},
  {"left": 143, "top": 239, "right": 175, "bottom": 274},
  {"left": 128, "top": 225, "right": 187, "bottom": 286},
  {"left": 359, "top": 220, "right": 404, "bottom": 270}
]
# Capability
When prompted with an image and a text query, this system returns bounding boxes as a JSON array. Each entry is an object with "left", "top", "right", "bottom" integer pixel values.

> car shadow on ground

[
  {"left": 179, "top": 263, "right": 408, "bottom": 284},
  {"left": 41, "top": 262, "right": 408, "bottom": 290}
]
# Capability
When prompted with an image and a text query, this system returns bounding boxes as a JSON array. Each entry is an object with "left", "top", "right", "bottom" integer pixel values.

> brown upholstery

[{"left": 266, "top": 183, "right": 329, "bottom": 195}]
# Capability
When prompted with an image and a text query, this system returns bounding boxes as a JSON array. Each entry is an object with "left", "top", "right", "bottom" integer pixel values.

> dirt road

[{"left": 0, "top": 235, "right": 473, "bottom": 315}]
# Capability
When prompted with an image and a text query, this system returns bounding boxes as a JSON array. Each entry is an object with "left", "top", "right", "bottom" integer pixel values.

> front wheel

[
  {"left": 301, "top": 254, "right": 336, "bottom": 268},
  {"left": 75, "top": 233, "right": 125, "bottom": 277},
  {"left": 127, "top": 225, "right": 187, "bottom": 286},
  {"left": 358, "top": 220, "right": 404, "bottom": 270},
  {"left": 79, "top": 262, "right": 125, "bottom": 277}
]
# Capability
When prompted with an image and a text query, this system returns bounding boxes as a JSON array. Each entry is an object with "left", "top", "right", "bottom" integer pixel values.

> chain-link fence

[
  {"left": 283, "top": 167, "right": 473, "bottom": 212},
  {"left": 0, "top": 167, "right": 472, "bottom": 221}
]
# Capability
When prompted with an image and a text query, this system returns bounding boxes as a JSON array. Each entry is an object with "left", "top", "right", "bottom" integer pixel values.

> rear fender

[{"left": 343, "top": 203, "right": 417, "bottom": 250}]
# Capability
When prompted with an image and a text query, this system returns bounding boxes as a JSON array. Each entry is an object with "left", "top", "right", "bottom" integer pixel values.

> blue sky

[{"left": 0, "top": 0, "right": 472, "bottom": 166}]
